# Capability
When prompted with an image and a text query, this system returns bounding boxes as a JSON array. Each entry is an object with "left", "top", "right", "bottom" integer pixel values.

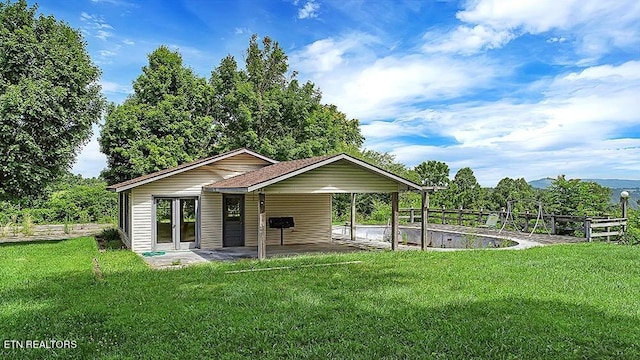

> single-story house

[{"left": 107, "top": 148, "right": 431, "bottom": 259}]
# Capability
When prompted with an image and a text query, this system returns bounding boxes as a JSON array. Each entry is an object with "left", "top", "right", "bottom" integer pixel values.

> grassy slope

[{"left": 1, "top": 238, "right": 639, "bottom": 359}]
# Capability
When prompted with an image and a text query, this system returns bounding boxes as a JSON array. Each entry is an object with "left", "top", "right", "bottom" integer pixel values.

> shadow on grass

[
  {"left": 0, "top": 238, "right": 70, "bottom": 247},
  {"left": 1, "top": 257, "right": 639, "bottom": 360}
]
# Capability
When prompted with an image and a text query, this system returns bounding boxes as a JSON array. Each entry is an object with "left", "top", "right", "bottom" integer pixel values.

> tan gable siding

[
  {"left": 262, "top": 160, "right": 402, "bottom": 194},
  {"left": 245, "top": 193, "right": 259, "bottom": 247},
  {"left": 242, "top": 193, "right": 331, "bottom": 246},
  {"left": 201, "top": 192, "right": 221, "bottom": 249},
  {"left": 209, "top": 154, "right": 272, "bottom": 180},
  {"left": 129, "top": 154, "right": 268, "bottom": 252}
]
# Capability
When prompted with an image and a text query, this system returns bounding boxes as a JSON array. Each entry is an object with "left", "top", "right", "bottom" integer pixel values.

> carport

[{"left": 204, "top": 153, "right": 427, "bottom": 259}]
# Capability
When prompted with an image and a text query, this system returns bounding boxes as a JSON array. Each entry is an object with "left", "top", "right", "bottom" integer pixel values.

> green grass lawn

[{"left": 1, "top": 238, "right": 640, "bottom": 359}]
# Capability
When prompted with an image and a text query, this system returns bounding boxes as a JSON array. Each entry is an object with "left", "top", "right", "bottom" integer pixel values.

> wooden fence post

[
  {"left": 585, "top": 218, "right": 592, "bottom": 242},
  {"left": 550, "top": 216, "right": 556, "bottom": 235},
  {"left": 458, "top": 207, "right": 463, "bottom": 225},
  {"left": 409, "top": 207, "right": 415, "bottom": 223},
  {"left": 391, "top": 192, "right": 399, "bottom": 250},
  {"left": 350, "top": 193, "right": 356, "bottom": 242},
  {"left": 441, "top": 206, "right": 446, "bottom": 225},
  {"left": 421, "top": 190, "right": 428, "bottom": 251},
  {"left": 478, "top": 207, "right": 483, "bottom": 226},
  {"left": 523, "top": 210, "right": 530, "bottom": 232},
  {"left": 258, "top": 193, "right": 266, "bottom": 260}
]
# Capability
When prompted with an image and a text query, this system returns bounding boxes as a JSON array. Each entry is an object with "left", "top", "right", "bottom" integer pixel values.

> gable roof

[
  {"left": 204, "top": 153, "right": 422, "bottom": 193},
  {"left": 107, "top": 148, "right": 277, "bottom": 192}
]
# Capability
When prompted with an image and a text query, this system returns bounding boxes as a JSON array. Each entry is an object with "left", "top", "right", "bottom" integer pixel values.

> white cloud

[
  {"left": 423, "top": 25, "right": 515, "bottom": 55},
  {"left": 90, "top": 0, "right": 134, "bottom": 6},
  {"left": 452, "top": 0, "right": 640, "bottom": 57},
  {"left": 98, "top": 50, "right": 116, "bottom": 57},
  {"left": 546, "top": 36, "right": 566, "bottom": 43},
  {"left": 122, "top": 39, "right": 135, "bottom": 45},
  {"left": 298, "top": 1, "right": 320, "bottom": 19},
  {"left": 380, "top": 61, "right": 640, "bottom": 185},
  {"left": 290, "top": 33, "right": 377, "bottom": 73},
  {"left": 96, "top": 30, "right": 113, "bottom": 40},
  {"left": 100, "top": 80, "right": 132, "bottom": 95},
  {"left": 80, "top": 12, "right": 115, "bottom": 41},
  {"left": 292, "top": 33, "right": 502, "bottom": 121},
  {"left": 71, "top": 125, "right": 106, "bottom": 178},
  {"left": 234, "top": 27, "right": 250, "bottom": 35}
]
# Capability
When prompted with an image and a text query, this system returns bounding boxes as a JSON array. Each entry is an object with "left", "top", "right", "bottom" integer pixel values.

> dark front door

[{"left": 223, "top": 194, "right": 245, "bottom": 247}]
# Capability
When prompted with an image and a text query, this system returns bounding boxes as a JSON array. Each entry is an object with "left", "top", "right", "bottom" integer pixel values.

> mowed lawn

[{"left": 1, "top": 238, "right": 640, "bottom": 359}]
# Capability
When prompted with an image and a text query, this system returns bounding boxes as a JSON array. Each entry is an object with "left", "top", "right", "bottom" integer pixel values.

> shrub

[
  {"left": 622, "top": 208, "right": 640, "bottom": 245},
  {"left": 370, "top": 199, "right": 391, "bottom": 223},
  {"left": 21, "top": 212, "right": 34, "bottom": 236},
  {"left": 100, "top": 228, "right": 122, "bottom": 242}
]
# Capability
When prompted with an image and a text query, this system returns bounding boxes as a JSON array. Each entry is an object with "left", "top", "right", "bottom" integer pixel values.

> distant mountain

[
  {"left": 528, "top": 178, "right": 640, "bottom": 189},
  {"left": 528, "top": 178, "right": 640, "bottom": 209},
  {"left": 528, "top": 178, "right": 554, "bottom": 189}
]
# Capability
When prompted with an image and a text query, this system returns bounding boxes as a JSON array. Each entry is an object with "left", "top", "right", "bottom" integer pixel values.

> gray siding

[{"left": 263, "top": 160, "right": 403, "bottom": 194}]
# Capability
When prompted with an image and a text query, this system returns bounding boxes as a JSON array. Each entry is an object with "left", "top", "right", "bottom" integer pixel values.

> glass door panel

[
  {"left": 179, "top": 198, "right": 197, "bottom": 246},
  {"left": 156, "top": 198, "right": 173, "bottom": 245},
  {"left": 155, "top": 197, "right": 199, "bottom": 250}
]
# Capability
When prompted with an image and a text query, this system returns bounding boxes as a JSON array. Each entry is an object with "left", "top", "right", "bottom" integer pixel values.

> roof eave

[
  {"left": 203, "top": 186, "right": 249, "bottom": 194},
  {"left": 108, "top": 148, "right": 277, "bottom": 192},
  {"left": 245, "top": 153, "right": 422, "bottom": 192}
]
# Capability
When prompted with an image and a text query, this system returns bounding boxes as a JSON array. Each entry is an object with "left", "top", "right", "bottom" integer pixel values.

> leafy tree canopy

[
  {"left": 446, "top": 167, "right": 483, "bottom": 209},
  {"left": 414, "top": 160, "right": 450, "bottom": 187},
  {"left": 0, "top": 0, "right": 104, "bottom": 202},
  {"left": 487, "top": 177, "right": 537, "bottom": 211},
  {"left": 99, "top": 46, "right": 215, "bottom": 184},
  {"left": 100, "top": 35, "right": 363, "bottom": 184},
  {"left": 543, "top": 175, "right": 613, "bottom": 216}
]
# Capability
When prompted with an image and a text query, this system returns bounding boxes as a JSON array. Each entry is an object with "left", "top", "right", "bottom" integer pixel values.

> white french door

[{"left": 154, "top": 197, "right": 200, "bottom": 250}]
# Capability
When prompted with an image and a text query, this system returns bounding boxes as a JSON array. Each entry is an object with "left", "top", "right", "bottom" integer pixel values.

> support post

[
  {"left": 421, "top": 190, "right": 429, "bottom": 251},
  {"left": 621, "top": 192, "right": 629, "bottom": 233},
  {"left": 551, "top": 216, "right": 556, "bottom": 235},
  {"left": 585, "top": 218, "right": 592, "bottom": 242},
  {"left": 391, "top": 192, "right": 399, "bottom": 251},
  {"left": 350, "top": 193, "right": 356, "bottom": 242},
  {"left": 258, "top": 193, "right": 266, "bottom": 260},
  {"left": 441, "top": 206, "right": 446, "bottom": 224}
]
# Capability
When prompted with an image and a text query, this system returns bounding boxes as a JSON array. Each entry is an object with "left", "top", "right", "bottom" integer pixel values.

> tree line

[{"left": 332, "top": 155, "right": 621, "bottom": 226}]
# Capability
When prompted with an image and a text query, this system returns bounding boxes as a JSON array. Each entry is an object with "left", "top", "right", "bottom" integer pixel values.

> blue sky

[{"left": 35, "top": 0, "right": 640, "bottom": 186}]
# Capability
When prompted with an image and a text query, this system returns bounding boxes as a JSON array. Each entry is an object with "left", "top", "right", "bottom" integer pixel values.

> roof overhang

[
  {"left": 108, "top": 148, "right": 277, "bottom": 193},
  {"left": 205, "top": 153, "right": 422, "bottom": 193}
]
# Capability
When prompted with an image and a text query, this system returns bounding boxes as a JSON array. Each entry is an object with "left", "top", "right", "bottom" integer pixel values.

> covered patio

[
  {"left": 141, "top": 243, "right": 366, "bottom": 268},
  {"left": 203, "top": 153, "right": 427, "bottom": 259}
]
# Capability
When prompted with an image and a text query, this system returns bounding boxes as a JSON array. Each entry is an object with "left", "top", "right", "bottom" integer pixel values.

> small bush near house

[{"left": 96, "top": 228, "right": 124, "bottom": 250}]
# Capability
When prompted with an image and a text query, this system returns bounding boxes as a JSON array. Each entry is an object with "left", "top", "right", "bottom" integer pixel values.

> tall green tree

[
  {"left": 447, "top": 167, "right": 483, "bottom": 209},
  {"left": 101, "top": 36, "right": 363, "bottom": 184},
  {"left": 0, "top": 0, "right": 104, "bottom": 201},
  {"left": 211, "top": 35, "right": 362, "bottom": 160},
  {"left": 99, "top": 46, "right": 215, "bottom": 184},
  {"left": 543, "top": 175, "right": 613, "bottom": 216},
  {"left": 488, "top": 177, "right": 537, "bottom": 211},
  {"left": 414, "top": 160, "right": 450, "bottom": 187}
]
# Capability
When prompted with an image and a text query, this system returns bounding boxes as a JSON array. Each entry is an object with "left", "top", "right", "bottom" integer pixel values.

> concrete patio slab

[{"left": 141, "top": 242, "right": 367, "bottom": 268}]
